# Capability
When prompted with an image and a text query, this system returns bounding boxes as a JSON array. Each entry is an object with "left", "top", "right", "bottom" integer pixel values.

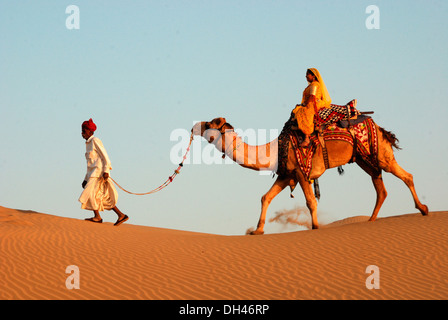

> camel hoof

[
  {"left": 420, "top": 205, "right": 429, "bottom": 216},
  {"left": 249, "top": 230, "right": 264, "bottom": 235}
]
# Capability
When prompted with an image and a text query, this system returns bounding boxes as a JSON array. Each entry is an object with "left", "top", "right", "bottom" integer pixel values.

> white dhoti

[{"left": 79, "top": 177, "right": 118, "bottom": 211}]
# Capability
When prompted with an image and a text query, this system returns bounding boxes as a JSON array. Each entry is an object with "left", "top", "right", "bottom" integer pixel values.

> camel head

[{"left": 192, "top": 117, "right": 234, "bottom": 143}]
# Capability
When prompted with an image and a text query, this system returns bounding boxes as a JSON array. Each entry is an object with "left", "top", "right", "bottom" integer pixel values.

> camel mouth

[
  {"left": 191, "top": 121, "right": 219, "bottom": 144},
  {"left": 191, "top": 122, "right": 206, "bottom": 136}
]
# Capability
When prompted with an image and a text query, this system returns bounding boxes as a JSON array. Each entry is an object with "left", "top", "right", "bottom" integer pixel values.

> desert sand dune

[{"left": 0, "top": 206, "right": 447, "bottom": 300}]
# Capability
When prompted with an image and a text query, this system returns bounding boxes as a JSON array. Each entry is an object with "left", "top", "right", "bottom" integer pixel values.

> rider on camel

[{"left": 292, "top": 68, "right": 332, "bottom": 147}]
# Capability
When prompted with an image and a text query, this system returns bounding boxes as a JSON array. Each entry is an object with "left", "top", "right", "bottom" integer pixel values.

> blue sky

[{"left": 1, "top": 0, "right": 447, "bottom": 235}]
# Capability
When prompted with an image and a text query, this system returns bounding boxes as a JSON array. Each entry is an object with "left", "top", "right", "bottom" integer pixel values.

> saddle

[
  {"left": 339, "top": 114, "right": 371, "bottom": 128},
  {"left": 316, "top": 99, "right": 362, "bottom": 128},
  {"left": 277, "top": 100, "right": 377, "bottom": 180},
  {"left": 290, "top": 99, "right": 367, "bottom": 131},
  {"left": 316, "top": 100, "right": 372, "bottom": 169}
]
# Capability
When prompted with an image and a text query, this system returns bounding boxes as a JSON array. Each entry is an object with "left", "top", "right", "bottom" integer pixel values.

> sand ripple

[{"left": 1, "top": 206, "right": 447, "bottom": 299}]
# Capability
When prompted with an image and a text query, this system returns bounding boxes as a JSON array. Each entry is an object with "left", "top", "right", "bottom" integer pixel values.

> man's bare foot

[
  {"left": 114, "top": 215, "right": 129, "bottom": 226},
  {"left": 85, "top": 217, "right": 103, "bottom": 223}
]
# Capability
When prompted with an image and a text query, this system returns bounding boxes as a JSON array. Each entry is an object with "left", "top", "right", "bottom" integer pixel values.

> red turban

[{"left": 82, "top": 118, "right": 97, "bottom": 132}]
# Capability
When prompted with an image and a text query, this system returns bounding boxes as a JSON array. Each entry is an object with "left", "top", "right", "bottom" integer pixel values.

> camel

[{"left": 191, "top": 117, "right": 428, "bottom": 234}]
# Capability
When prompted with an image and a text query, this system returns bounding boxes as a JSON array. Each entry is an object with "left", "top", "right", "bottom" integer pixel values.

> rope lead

[{"left": 110, "top": 134, "right": 193, "bottom": 196}]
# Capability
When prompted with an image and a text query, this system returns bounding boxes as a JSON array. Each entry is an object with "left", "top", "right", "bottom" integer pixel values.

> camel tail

[{"left": 378, "top": 126, "right": 402, "bottom": 150}]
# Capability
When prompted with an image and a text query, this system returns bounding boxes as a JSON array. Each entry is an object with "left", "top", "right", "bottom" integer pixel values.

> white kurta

[{"left": 79, "top": 136, "right": 118, "bottom": 211}]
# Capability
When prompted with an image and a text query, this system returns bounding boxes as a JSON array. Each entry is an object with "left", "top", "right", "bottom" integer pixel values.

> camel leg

[
  {"left": 369, "top": 174, "right": 388, "bottom": 221},
  {"left": 384, "top": 159, "right": 429, "bottom": 216},
  {"left": 296, "top": 176, "right": 319, "bottom": 229},
  {"left": 250, "top": 176, "right": 290, "bottom": 235},
  {"left": 355, "top": 159, "right": 387, "bottom": 221}
]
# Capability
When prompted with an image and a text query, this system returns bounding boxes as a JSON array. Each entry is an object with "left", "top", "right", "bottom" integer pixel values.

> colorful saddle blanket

[
  {"left": 316, "top": 99, "right": 359, "bottom": 127},
  {"left": 277, "top": 113, "right": 378, "bottom": 180}
]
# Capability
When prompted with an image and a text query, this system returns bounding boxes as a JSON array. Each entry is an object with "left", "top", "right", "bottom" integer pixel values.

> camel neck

[{"left": 218, "top": 132, "right": 278, "bottom": 172}]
